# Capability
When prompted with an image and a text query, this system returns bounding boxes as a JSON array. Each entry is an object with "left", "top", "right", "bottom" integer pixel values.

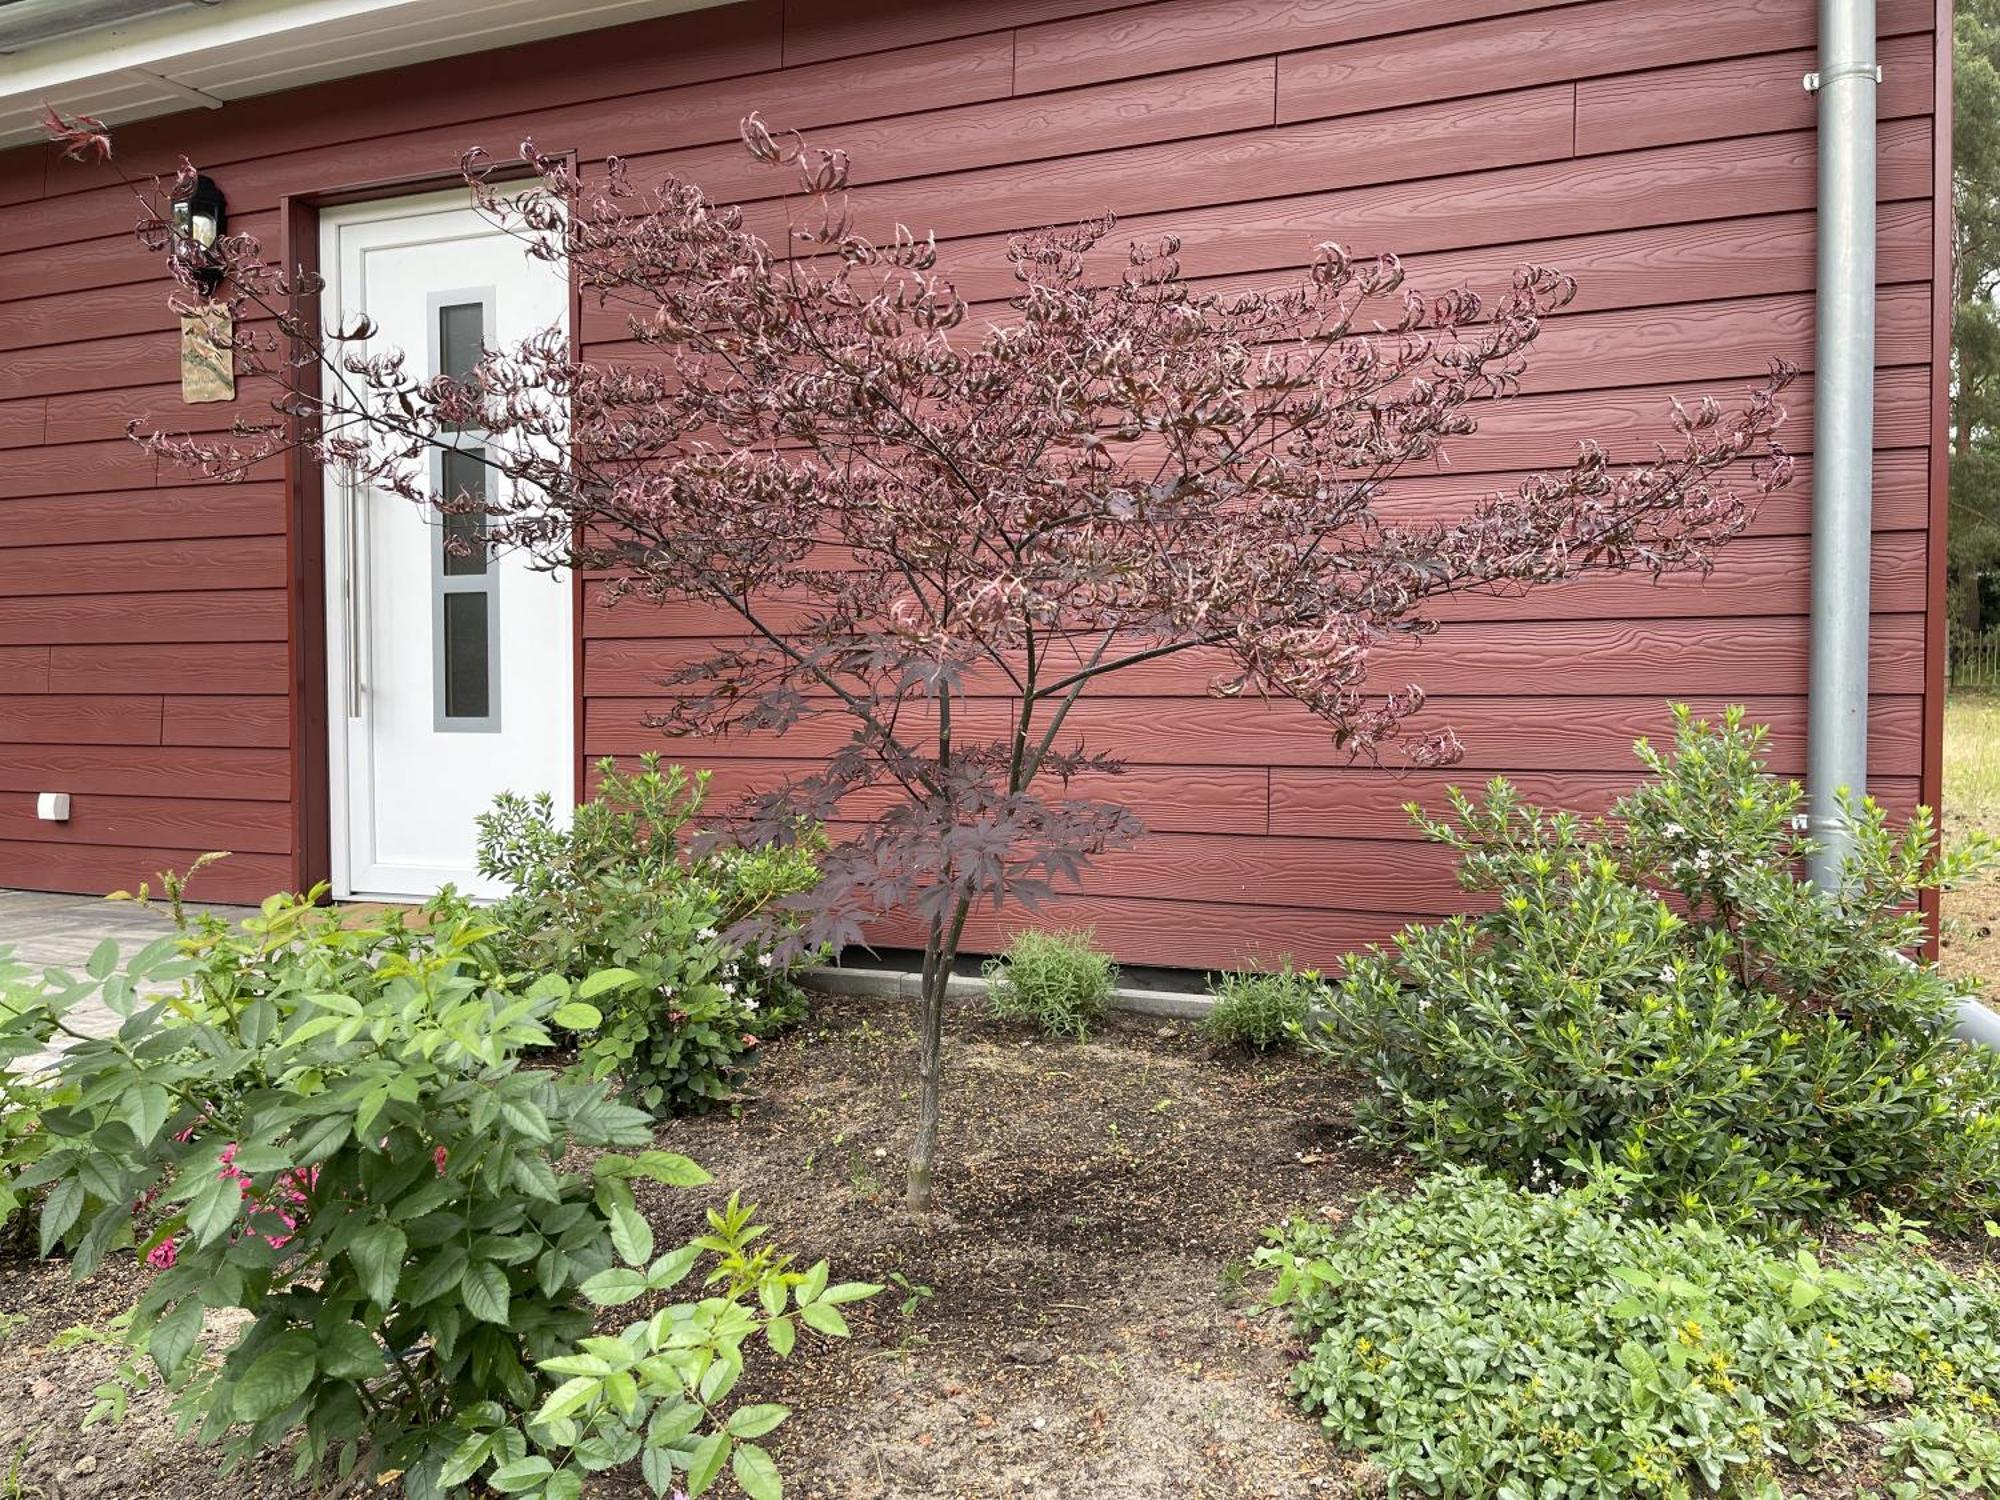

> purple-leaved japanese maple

[{"left": 53, "top": 108, "right": 1795, "bottom": 1209}]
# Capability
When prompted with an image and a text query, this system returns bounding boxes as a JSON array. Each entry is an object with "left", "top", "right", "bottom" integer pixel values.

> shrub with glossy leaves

[
  {"left": 478, "top": 755, "right": 824, "bottom": 1115},
  {"left": 1310, "top": 706, "right": 2000, "bottom": 1227},
  {"left": 1261, "top": 1168, "right": 2000, "bottom": 1499},
  {"left": 0, "top": 892, "right": 866, "bottom": 1498},
  {"left": 983, "top": 928, "right": 1117, "bottom": 1040}
]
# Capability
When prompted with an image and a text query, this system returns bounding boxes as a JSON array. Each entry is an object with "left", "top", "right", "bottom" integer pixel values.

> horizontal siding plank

[
  {"left": 1016, "top": 0, "right": 1920, "bottom": 92},
  {"left": 825, "top": 84, "right": 1577, "bottom": 247},
  {"left": 784, "top": 0, "right": 1114, "bottom": 65},
  {"left": 650, "top": 58, "right": 1280, "bottom": 207},
  {"left": 1015, "top": 0, "right": 1573, "bottom": 93},
  {"left": 926, "top": 122, "right": 1929, "bottom": 306},
  {"left": 9, "top": 34, "right": 1017, "bottom": 256},
  {"left": 585, "top": 614, "right": 1925, "bottom": 699},
  {"left": 160, "top": 696, "right": 290, "bottom": 749},
  {"left": 0, "top": 208, "right": 281, "bottom": 305},
  {"left": 0, "top": 538, "right": 287, "bottom": 599},
  {"left": 1277, "top": 0, "right": 1930, "bottom": 125},
  {"left": 859, "top": 892, "right": 1425, "bottom": 971},
  {"left": 0, "top": 440, "right": 153, "bottom": 498},
  {"left": 0, "top": 590, "right": 290, "bottom": 646},
  {"left": 0, "top": 840, "right": 291, "bottom": 903},
  {"left": 1271, "top": 768, "right": 1923, "bottom": 839},
  {"left": 87, "top": 1, "right": 783, "bottom": 195},
  {"left": 0, "top": 647, "right": 50, "bottom": 692},
  {"left": 1369, "top": 450, "right": 1929, "bottom": 536},
  {"left": 604, "top": 757, "right": 1272, "bottom": 836},
  {"left": 49, "top": 642, "right": 289, "bottom": 695},
  {"left": 584, "top": 692, "right": 1922, "bottom": 773},
  {"left": 583, "top": 529, "right": 1930, "bottom": 641},
  {"left": 0, "top": 484, "right": 286, "bottom": 547},
  {"left": 578, "top": 201, "right": 1937, "bottom": 358},
  {"left": 1577, "top": 30, "right": 1933, "bottom": 156},
  {"left": 0, "top": 744, "right": 291, "bottom": 799},
  {"left": 0, "top": 794, "right": 292, "bottom": 854},
  {"left": 0, "top": 695, "right": 161, "bottom": 746}
]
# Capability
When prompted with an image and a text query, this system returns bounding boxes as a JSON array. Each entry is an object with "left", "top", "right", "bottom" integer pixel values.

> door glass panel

[
  {"left": 442, "top": 592, "right": 490, "bottom": 719},
  {"left": 440, "top": 447, "right": 488, "bottom": 577},
  {"left": 439, "top": 300, "right": 484, "bottom": 382}
]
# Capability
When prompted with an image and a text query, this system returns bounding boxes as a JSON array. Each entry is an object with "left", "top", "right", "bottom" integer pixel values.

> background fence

[{"left": 1951, "top": 627, "right": 2000, "bottom": 689}]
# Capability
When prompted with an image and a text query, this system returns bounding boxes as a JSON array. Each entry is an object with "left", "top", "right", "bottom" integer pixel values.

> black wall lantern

[{"left": 171, "top": 173, "right": 227, "bottom": 293}]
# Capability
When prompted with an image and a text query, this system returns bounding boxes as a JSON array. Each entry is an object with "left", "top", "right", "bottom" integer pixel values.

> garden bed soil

[{"left": 0, "top": 995, "right": 1402, "bottom": 1498}]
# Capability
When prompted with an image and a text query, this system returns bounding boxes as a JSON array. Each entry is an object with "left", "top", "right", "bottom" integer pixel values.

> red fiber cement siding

[{"left": 0, "top": 0, "right": 1949, "bottom": 968}]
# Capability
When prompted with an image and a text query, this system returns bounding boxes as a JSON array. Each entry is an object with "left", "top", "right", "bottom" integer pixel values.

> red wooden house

[{"left": 0, "top": 0, "right": 1950, "bottom": 972}]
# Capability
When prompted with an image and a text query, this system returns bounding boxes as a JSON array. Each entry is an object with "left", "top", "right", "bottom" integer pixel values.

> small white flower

[
  {"left": 743, "top": 996, "right": 759, "bottom": 1013},
  {"left": 722, "top": 981, "right": 736, "bottom": 996},
  {"left": 1662, "top": 822, "right": 1686, "bottom": 838},
  {"left": 758, "top": 952, "right": 773, "bottom": 968},
  {"left": 1658, "top": 965, "right": 1676, "bottom": 985}
]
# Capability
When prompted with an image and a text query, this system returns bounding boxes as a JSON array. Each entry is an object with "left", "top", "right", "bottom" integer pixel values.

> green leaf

[
  {"left": 406, "top": 1243, "right": 469, "bottom": 1307},
  {"left": 348, "top": 1222, "right": 407, "bottom": 1307},
  {"left": 578, "top": 967, "right": 643, "bottom": 999},
  {"left": 123, "top": 1083, "right": 169, "bottom": 1147},
  {"left": 436, "top": 1432, "right": 492, "bottom": 1489},
  {"left": 39, "top": 1177, "right": 81, "bottom": 1257},
  {"left": 764, "top": 1316, "right": 795, "bottom": 1357},
  {"left": 461, "top": 1260, "right": 512, "bottom": 1325},
  {"left": 578, "top": 1267, "right": 650, "bottom": 1307},
  {"left": 498, "top": 1096, "right": 551, "bottom": 1144},
  {"left": 732, "top": 1441, "right": 782, "bottom": 1500},
  {"left": 551, "top": 1002, "right": 603, "bottom": 1030},
  {"left": 149, "top": 1297, "right": 202, "bottom": 1378},
  {"left": 487, "top": 1456, "right": 556, "bottom": 1494},
  {"left": 625, "top": 1151, "right": 711, "bottom": 1188},
  {"left": 798, "top": 1301, "right": 849, "bottom": 1338},
  {"left": 795, "top": 1260, "right": 829, "bottom": 1307},
  {"left": 317, "top": 1322, "right": 386, "bottom": 1379},
  {"left": 611, "top": 1201, "right": 653, "bottom": 1267},
  {"left": 727, "top": 1404, "right": 788, "bottom": 1440},
  {"left": 819, "top": 1281, "right": 882, "bottom": 1306},
  {"left": 536, "top": 1375, "right": 602, "bottom": 1425},
  {"left": 686, "top": 1430, "right": 731, "bottom": 1497},
  {"left": 232, "top": 1334, "right": 316, "bottom": 1422},
  {"left": 85, "top": 937, "right": 119, "bottom": 981},
  {"left": 187, "top": 1170, "right": 243, "bottom": 1249},
  {"left": 647, "top": 1243, "right": 702, "bottom": 1292}
]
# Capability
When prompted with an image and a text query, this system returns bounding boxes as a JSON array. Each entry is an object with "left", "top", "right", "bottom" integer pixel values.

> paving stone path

[{"left": 1, "top": 889, "right": 254, "bottom": 1076}]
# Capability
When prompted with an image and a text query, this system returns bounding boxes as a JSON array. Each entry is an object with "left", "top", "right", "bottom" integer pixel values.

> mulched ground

[{"left": 0, "top": 994, "right": 1402, "bottom": 1498}]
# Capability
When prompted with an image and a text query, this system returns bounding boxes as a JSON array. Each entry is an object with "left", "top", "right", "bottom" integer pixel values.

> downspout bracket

[{"left": 1803, "top": 63, "right": 1883, "bottom": 91}]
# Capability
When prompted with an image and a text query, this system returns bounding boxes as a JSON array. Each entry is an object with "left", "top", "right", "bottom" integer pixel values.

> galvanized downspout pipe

[
  {"left": 1803, "top": 0, "right": 1878, "bottom": 893},
  {"left": 1803, "top": 0, "right": 2000, "bottom": 1043}
]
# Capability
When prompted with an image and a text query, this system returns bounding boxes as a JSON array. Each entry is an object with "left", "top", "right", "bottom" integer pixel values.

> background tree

[
  {"left": 1954, "top": 0, "right": 2000, "bottom": 633},
  {"left": 60, "top": 111, "right": 1794, "bottom": 1211}
]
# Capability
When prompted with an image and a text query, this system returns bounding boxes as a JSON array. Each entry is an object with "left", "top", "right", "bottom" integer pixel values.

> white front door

[{"left": 320, "top": 192, "right": 573, "bottom": 900}]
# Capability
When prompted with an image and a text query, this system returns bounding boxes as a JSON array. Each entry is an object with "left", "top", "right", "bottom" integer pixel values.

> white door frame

[{"left": 317, "top": 188, "right": 573, "bottom": 901}]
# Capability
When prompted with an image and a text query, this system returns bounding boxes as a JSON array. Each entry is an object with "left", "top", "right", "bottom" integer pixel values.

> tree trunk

[
  {"left": 906, "top": 896, "right": 972, "bottom": 1211},
  {"left": 906, "top": 922, "right": 949, "bottom": 1211}
]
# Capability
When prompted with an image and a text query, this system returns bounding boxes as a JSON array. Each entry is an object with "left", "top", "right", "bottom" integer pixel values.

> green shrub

[
  {"left": 477, "top": 754, "right": 824, "bottom": 1115},
  {"left": 0, "top": 946, "right": 64, "bottom": 1243},
  {"left": 1260, "top": 1168, "right": 2000, "bottom": 1499},
  {"left": 1, "top": 891, "right": 871, "bottom": 1499},
  {"left": 983, "top": 928, "right": 1117, "bottom": 1040},
  {"left": 1201, "top": 961, "right": 1325, "bottom": 1051},
  {"left": 1310, "top": 705, "right": 2000, "bottom": 1227}
]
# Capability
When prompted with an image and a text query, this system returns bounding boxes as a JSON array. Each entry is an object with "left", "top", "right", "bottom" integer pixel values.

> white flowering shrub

[
  {"left": 1310, "top": 706, "right": 2000, "bottom": 1227},
  {"left": 478, "top": 756, "right": 824, "bottom": 1115}
]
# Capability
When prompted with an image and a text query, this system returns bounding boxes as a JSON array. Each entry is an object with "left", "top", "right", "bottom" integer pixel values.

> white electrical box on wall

[{"left": 35, "top": 792, "right": 70, "bottom": 822}]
